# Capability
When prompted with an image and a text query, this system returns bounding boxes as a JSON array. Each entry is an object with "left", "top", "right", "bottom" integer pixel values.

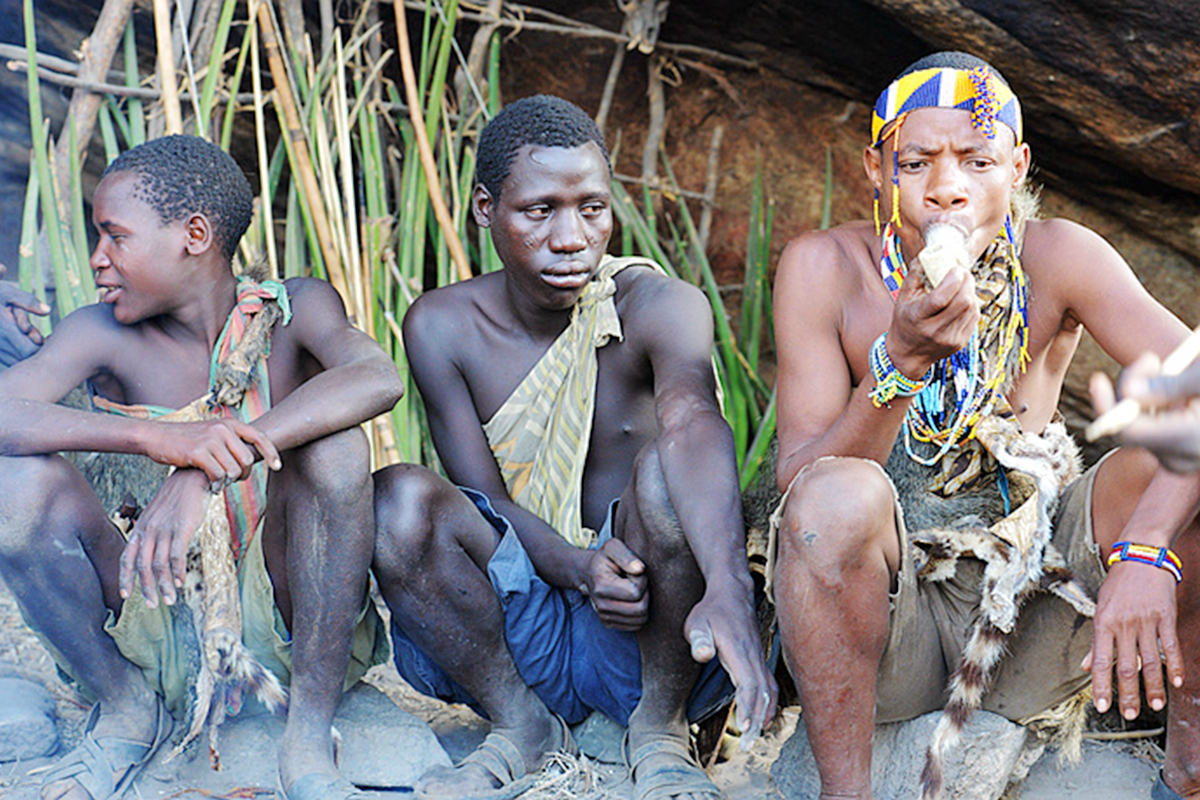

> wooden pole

[
  {"left": 153, "top": 0, "right": 184, "bottom": 134},
  {"left": 50, "top": 0, "right": 134, "bottom": 213},
  {"left": 392, "top": 0, "right": 471, "bottom": 281},
  {"left": 254, "top": 0, "right": 350, "bottom": 300}
]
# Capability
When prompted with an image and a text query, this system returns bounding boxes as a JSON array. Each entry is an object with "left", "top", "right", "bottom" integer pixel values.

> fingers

[
  {"left": 688, "top": 624, "right": 716, "bottom": 663},
  {"left": 1089, "top": 372, "right": 1118, "bottom": 416},
  {"left": 590, "top": 595, "right": 649, "bottom": 630},
  {"left": 1115, "top": 634, "right": 1143, "bottom": 719},
  {"left": 601, "top": 537, "right": 646, "bottom": 576},
  {"left": 182, "top": 422, "right": 260, "bottom": 483},
  {"left": 1161, "top": 620, "right": 1186, "bottom": 691},
  {"left": 118, "top": 533, "right": 140, "bottom": 602},
  {"left": 1084, "top": 635, "right": 1114, "bottom": 714},
  {"left": 686, "top": 603, "right": 777, "bottom": 745},
  {"left": 8, "top": 294, "right": 50, "bottom": 317},
  {"left": 232, "top": 421, "right": 282, "bottom": 471},
  {"left": 1140, "top": 630, "right": 1167, "bottom": 712},
  {"left": 152, "top": 526, "right": 178, "bottom": 606},
  {"left": 120, "top": 523, "right": 163, "bottom": 607}
]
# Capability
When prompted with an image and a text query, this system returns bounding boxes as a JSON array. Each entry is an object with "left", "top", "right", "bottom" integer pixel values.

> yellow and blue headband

[
  {"left": 871, "top": 65, "right": 1022, "bottom": 234},
  {"left": 871, "top": 65, "right": 1022, "bottom": 147}
]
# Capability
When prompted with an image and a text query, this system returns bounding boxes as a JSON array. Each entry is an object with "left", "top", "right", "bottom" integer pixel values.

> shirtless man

[
  {"left": 0, "top": 135, "right": 403, "bottom": 800},
  {"left": 372, "top": 94, "right": 776, "bottom": 800},
  {"left": 770, "top": 52, "right": 1200, "bottom": 799}
]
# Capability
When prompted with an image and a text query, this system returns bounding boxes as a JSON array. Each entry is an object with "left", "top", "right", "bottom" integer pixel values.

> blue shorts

[{"left": 389, "top": 487, "right": 733, "bottom": 726}]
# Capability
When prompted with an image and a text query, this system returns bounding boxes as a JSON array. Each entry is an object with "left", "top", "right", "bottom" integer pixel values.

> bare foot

[
  {"left": 416, "top": 708, "right": 559, "bottom": 798},
  {"left": 278, "top": 722, "right": 342, "bottom": 796},
  {"left": 41, "top": 689, "right": 163, "bottom": 800}
]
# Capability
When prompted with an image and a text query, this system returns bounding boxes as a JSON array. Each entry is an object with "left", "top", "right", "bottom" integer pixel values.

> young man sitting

[
  {"left": 0, "top": 135, "right": 403, "bottom": 800},
  {"left": 372, "top": 95, "right": 776, "bottom": 800}
]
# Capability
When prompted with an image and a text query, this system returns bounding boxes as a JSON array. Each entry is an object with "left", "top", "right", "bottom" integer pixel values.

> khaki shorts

[
  {"left": 768, "top": 453, "right": 1108, "bottom": 723},
  {"left": 29, "top": 515, "right": 387, "bottom": 721}
]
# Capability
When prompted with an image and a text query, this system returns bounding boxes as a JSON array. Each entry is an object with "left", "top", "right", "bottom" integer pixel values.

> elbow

[
  {"left": 348, "top": 355, "right": 405, "bottom": 418},
  {"left": 373, "top": 361, "right": 405, "bottom": 415}
]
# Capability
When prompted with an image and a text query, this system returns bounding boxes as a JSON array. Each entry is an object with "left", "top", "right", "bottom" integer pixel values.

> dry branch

[
  {"left": 153, "top": 0, "right": 183, "bottom": 133},
  {"left": 49, "top": 0, "right": 135, "bottom": 215},
  {"left": 398, "top": 0, "right": 758, "bottom": 69}
]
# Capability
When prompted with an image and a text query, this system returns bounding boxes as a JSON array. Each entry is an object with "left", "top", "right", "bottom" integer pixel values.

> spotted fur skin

[
  {"left": 162, "top": 464, "right": 288, "bottom": 769},
  {"left": 160, "top": 288, "right": 289, "bottom": 769},
  {"left": 918, "top": 419, "right": 1094, "bottom": 799}
]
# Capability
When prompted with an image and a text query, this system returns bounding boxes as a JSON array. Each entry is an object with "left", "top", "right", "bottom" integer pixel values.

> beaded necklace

[{"left": 880, "top": 218, "right": 1030, "bottom": 467}]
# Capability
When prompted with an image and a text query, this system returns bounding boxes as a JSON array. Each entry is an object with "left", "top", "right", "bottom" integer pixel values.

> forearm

[
  {"left": 0, "top": 397, "right": 151, "bottom": 456},
  {"left": 777, "top": 383, "right": 911, "bottom": 489},
  {"left": 251, "top": 359, "right": 402, "bottom": 451},
  {"left": 657, "top": 410, "right": 754, "bottom": 595},
  {"left": 1118, "top": 467, "right": 1200, "bottom": 549},
  {"left": 488, "top": 494, "right": 593, "bottom": 590}
]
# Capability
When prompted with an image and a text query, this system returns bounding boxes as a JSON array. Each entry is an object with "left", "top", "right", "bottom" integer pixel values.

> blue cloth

[{"left": 389, "top": 487, "right": 733, "bottom": 726}]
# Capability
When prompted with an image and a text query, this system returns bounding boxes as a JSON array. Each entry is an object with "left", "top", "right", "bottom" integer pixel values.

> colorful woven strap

[
  {"left": 869, "top": 333, "right": 929, "bottom": 407},
  {"left": 871, "top": 65, "right": 1022, "bottom": 147},
  {"left": 1107, "top": 541, "right": 1183, "bottom": 584}
]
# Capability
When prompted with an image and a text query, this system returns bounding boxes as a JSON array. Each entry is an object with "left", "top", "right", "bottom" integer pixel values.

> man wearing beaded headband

[{"left": 770, "top": 51, "right": 1200, "bottom": 799}]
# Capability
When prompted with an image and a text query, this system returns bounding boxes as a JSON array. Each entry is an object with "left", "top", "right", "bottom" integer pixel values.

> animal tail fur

[
  {"left": 208, "top": 627, "right": 289, "bottom": 711},
  {"left": 920, "top": 618, "right": 1009, "bottom": 800}
]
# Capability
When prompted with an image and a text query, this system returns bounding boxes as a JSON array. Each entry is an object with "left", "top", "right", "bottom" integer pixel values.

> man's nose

[
  {"left": 549, "top": 210, "right": 586, "bottom": 252},
  {"left": 89, "top": 242, "right": 109, "bottom": 273},
  {"left": 926, "top": 163, "right": 968, "bottom": 210}
]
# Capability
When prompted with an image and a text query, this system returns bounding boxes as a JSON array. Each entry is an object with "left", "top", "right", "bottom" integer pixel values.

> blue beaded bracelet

[{"left": 868, "top": 333, "right": 929, "bottom": 407}]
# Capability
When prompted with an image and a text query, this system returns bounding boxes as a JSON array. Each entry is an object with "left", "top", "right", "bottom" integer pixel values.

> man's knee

[
  {"left": 285, "top": 425, "right": 372, "bottom": 508},
  {"left": 373, "top": 463, "right": 457, "bottom": 567},
  {"left": 777, "top": 458, "right": 898, "bottom": 568},
  {"left": 628, "top": 441, "right": 687, "bottom": 555},
  {"left": 0, "top": 455, "right": 87, "bottom": 555}
]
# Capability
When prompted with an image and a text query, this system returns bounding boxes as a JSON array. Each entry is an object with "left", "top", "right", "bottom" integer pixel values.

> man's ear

[
  {"left": 183, "top": 213, "right": 215, "bottom": 256},
  {"left": 863, "top": 145, "right": 884, "bottom": 191},
  {"left": 1012, "top": 142, "right": 1031, "bottom": 189},
  {"left": 472, "top": 184, "right": 494, "bottom": 229}
]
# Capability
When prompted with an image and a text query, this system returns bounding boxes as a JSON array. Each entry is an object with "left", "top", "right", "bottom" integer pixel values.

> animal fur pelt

[
  {"left": 160, "top": 287, "right": 289, "bottom": 770},
  {"left": 912, "top": 416, "right": 1095, "bottom": 799},
  {"left": 161, "top": 471, "right": 288, "bottom": 769}
]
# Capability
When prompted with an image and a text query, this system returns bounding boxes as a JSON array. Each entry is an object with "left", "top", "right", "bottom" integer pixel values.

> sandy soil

[{"left": 0, "top": 575, "right": 1165, "bottom": 799}]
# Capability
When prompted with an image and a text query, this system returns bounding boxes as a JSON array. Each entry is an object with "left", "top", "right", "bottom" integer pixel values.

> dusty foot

[
  {"left": 627, "top": 709, "right": 721, "bottom": 800},
  {"left": 278, "top": 723, "right": 343, "bottom": 796},
  {"left": 41, "top": 688, "right": 162, "bottom": 800},
  {"left": 415, "top": 707, "right": 557, "bottom": 798}
]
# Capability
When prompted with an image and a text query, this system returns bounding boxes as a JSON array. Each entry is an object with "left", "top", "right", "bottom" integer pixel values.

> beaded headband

[
  {"left": 871, "top": 64, "right": 1022, "bottom": 233},
  {"left": 871, "top": 65, "right": 1022, "bottom": 147}
]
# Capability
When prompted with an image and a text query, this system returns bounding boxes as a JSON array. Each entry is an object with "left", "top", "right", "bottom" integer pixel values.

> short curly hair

[
  {"left": 103, "top": 135, "right": 254, "bottom": 261},
  {"left": 475, "top": 95, "right": 611, "bottom": 197},
  {"left": 895, "top": 51, "right": 1013, "bottom": 89}
]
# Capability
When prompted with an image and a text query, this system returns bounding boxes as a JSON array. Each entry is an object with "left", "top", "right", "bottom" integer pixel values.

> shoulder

[
  {"left": 51, "top": 302, "right": 126, "bottom": 344},
  {"left": 776, "top": 222, "right": 874, "bottom": 314},
  {"left": 778, "top": 223, "right": 874, "bottom": 288},
  {"left": 403, "top": 273, "right": 499, "bottom": 360},
  {"left": 404, "top": 274, "right": 495, "bottom": 332},
  {"left": 1020, "top": 218, "right": 1137, "bottom": 300},
  {"left": 613, "top": 264, "right": 712, "bottom": 335},
  {"left": 1021, "top": 217, "right": 1117, "bottom": 266},
  {"left": 281, "top": 276, "right": 348, "bottom": 314}
]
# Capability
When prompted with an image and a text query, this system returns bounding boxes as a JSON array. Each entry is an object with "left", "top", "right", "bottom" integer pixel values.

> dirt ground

[{"left": 0, "top": 572, "right": 1168, "bottom": 799}]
